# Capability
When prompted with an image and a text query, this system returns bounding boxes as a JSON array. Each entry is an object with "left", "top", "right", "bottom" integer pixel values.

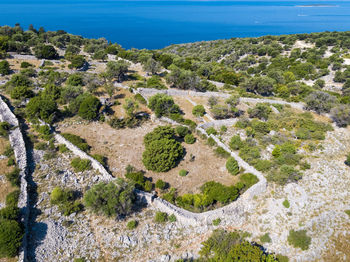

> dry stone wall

[
  {"left": 0, "top": 96, "right": 29, "bottom": 262},
  {"left": 137, "top": 87, "right": 304, "bottom": 110},
  {"left": 54, "top": 133, "right": 112, "bottom": 181}
]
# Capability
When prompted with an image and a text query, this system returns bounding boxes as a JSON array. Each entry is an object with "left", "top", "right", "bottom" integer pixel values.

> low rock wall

[
  {"left": 0, "top": 96, "right": 29, "bottom": 262},
  {"left": 54, "top": 133, "right": 112, "bottom": 181},
  {"left": 137, "top": 87, "right": 304, "bottom": 110}
]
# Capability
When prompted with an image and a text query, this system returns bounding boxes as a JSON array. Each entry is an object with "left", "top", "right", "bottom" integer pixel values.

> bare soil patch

[{"left": 57, "top": 120, "right": 238, "bottom": 195}]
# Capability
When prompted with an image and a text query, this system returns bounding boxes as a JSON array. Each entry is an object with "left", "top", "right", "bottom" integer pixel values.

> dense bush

[
  {"left": 287, "top": 229, "right": 311, "bottom": 250},
  {"left": 5, "top": 168, "right": 20, "bottom": 187},
  {"left": 84, "top": 180, "right": 136, "bottom": 217},
  {"left": 305, "top": 91, "right": 336, "bottom": 114},
  {"left": 199, "top": 229, "right": 278, "bottom": 261},
  {"left": 0, "top": 219, "right": 23, "bottom": 257},
  {"left": 78, "top": 95, "right": 101, "bottom": 120},
  {"left": 155, "top": 211, "right": 168, "bottom": 223},
  {"left": 50, "top": 187, "right": 83, "bottom": 216},
  {"left": 34, "top": 44, "right": 59, "bottom": 59},
  {"left": 148, "top": 93, "right": 181, "bottom": 118},
  {"left": 0, "top": 121, "right": 10, "bottom": 137},
  {"left": 26, "top": 95, "right": 58, "bottom": 123},
  {"left": 179, "top": 169, "right": 188, "bottom": 177},
  {"left": 155, "top": 179, "right": 166, "bottom": 190},
  {"left": 192, "top": 105, "right": 206, "bottom": 117},
  {"left": 61, "top": 133, "right": 90, "bottom": 152},
  {"left": 184, "top": 133, "right": 196, "bottom": 144},
  {"left": 126, "top": 220, "right": 138, "bottom": 230},
  {"left": 142, "top": 126, "right": 184, "bottom": 172},
  {"left": 67, "top": 73, "right": 84, "bottom": 86},
  {"left": 330, "top": 105, "right": 350, "bottom": 127},
  {"left": 68, "top": 55, "right": 86, "bottom": 69},
  {"left": 0, "top": 206, "right": 20, "bottom": 220},
  {"left": 70, "top": 157, "right": 92, "bottom": 172},
  {"left": 0, "top": 60, "right": 10, "bottom": 75},
  {"left": 226, "top": 157, "right": 240, "bottom": 175},
  {"left": 10, "top": 85, "right": 33, "bottom": 100},
  {"left": 5, "top": 190, "right": 20, "bottom": 207},
  {"left": 248, "top": 103, "right": 272, "bottom": 120},
  {"left": 240, "top": 173, "right": 259, "bottom": 188},
  {"left": 106, "top": 60, "right": 130, "bottom": 82},
  {"left": 229, "top": 135, "right": 244, "bottom": 150},
  {"left": 175, "top": 125, "right": 190, "bottom": 137}
]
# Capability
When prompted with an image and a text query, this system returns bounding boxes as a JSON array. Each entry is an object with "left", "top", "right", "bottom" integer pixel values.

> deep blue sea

[{"left": 1, "top": 0, "right": 350, "bottom": 49}]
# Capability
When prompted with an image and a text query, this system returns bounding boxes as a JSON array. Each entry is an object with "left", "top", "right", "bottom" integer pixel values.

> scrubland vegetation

[{"left": 1, "top": 24, "right": 350, "bottom": 261}]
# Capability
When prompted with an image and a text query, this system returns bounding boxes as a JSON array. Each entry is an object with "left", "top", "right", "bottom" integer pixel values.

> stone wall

[
  {"left": 0, "top": 96, "right": 29, "bottom": 262},
  {"left": 137, "top": 87, "right": 304, "bottom": 110},
  {"left": 54, "top": 133, "right": 112, "bottom": 181}
]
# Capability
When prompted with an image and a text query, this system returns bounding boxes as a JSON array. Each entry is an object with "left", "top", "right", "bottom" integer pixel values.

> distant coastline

[{"left": 296, "top": 4, "right": 338, "bottom": 7}]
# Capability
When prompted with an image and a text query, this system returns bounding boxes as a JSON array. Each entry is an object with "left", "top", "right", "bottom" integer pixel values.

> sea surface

[{"left": 1, "top": 0, "right": 350, "bottom": 49}]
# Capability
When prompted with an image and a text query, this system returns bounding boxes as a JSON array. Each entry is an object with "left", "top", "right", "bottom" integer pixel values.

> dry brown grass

[
  {"left": 0, "top": 137, "right": 9, "bottom": 155},
  {"left": 0, "top": 137, "right": 16, "bottom": 204},
  {"left": 323, "top": 223, "right": 350, "bottom": 261},
  {"left": 57, "top": 121, "right": 238, "bottom": 195}
]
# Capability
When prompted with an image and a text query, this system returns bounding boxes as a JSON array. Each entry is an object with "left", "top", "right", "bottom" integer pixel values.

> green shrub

[
  {"left": 5, "top": 168, "right": 20, "bottom": 187},
  {"left": 142, "top": 127, "right": 184, "bottom": 172},
  {"left": 0, "top": 219, "right": 23, "bottom": 257},
  {"left": 61, "top": 133, "right": 90, "bottom": 152},
  {"left": 34, "top": 44, "right": 58, "bottom": 59},
  {"left": 346, "top": 153, "right": 350, "bottom": 166},
  {"left": 206, "top": 127, "right": 217, "bottom": 136},
  {"left": 179, "top": 169, "right": 188, "bottom": 177},
  {"left": 192, "top": 105, "right": 206, "bottom": 117},
  {"left": 34, "top": 142, "right": 47, "bottom": 150},
  {"left": 26, "top": 95, "right": 58, "bottom": 123},
  {"left": 84, "top": 180, "right": 136, "bottom": 217},
  {"left": 155, "top": 179, "right": 166, "bottom": 190},
  {"left": 0, "top": 122, "right": 10, "bottom": 137},
  {"left": 92, "top": 154, "right": 107, "bottom": 167},
  {"left": 144, "top": 180, "right": 153, "bottom": 192},
  {"left": 200, "top": 181, "right": 239, "bottom": 205},
  {"left": 20, "top": 61, "right": 32, "bottom": 68},
  {"left": 10, "top": 85, "right": 33, "bottom": 100},
  {"left": 287, "top": 229, "right": 311, "bottom": 250},
  {"left": 184, "top": 134, "right": 196, "bottom": 144},
  {"left": 50, "top": 186, "right": 83, "bottom": 216},
  {"left": 212, "top": 218, "right": 221, "bottom": 226},
  {"left": 58, "top": 144, "right": 69, "bottom": 153},
  {"left": 248, "top": 103, "right": 272, "bottom": 120},
  {"left": 43, "top": 151, "right": 57, "bottom": 160},
  {"left": 169, "top": 214, "right": 177, "bottom": 222},
  {"left": 276, "top": 254, "right": 289, "bottom": 262},
  {"left": 215, "top": 147, "right": 230, "bottom": 159},
  {"left": 5, "top": 190, "right": 20, "bottom": 207},
  {"left": 198, "top": 229, "right": 277, "bottom": 261},
  {"left": 126, "top": 220, "right": 138, "bottom": 230},
  {"left": 240, "top": 173, "right": 259, "bottom": 188},
  {"left": 255, "top": 159, "right": 273, "bottom": 172},
  {"left": 175, "top": 126, "right": 190, "bottom": 137},
  {"left": 260, "top": 233, "right": 272, "bottom": 243},
  {"left": 0, "top": 60, "right": 10, "bottom": 75},
  {"left": 3, "top": 145, "right": 13, "bottom": 157},
  {"left": 207, "top": 137, "right": 217, "bottom": 147},
  {"left": 70, "top": 157, "right": 91, "bottom": 172},
  {"left": 134, "top": 93, "right": 147, "bottom": 105},
  {"left": 0, "top": 206, "right": 20, "bottom": 220},
  {"left": 345, "top": 210, "right": 350, "bottom": 217},
  {"left": 7, "top": 157, "right": 15, "bottom": 166},
  {"left": 226, "top": 157, "right": 239, "bottom": 175},
  {"left": 155, "top": 211, "right": 168, "bottom": 223},
  {"left": 148, "top": 94, "right": 181, "bottom": 118},
  {"left": 283, "top": 199, "right": 290, "bottom": 208},
  {"left": 78, "top": 95, "right": 101, "bottom": 120}
]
